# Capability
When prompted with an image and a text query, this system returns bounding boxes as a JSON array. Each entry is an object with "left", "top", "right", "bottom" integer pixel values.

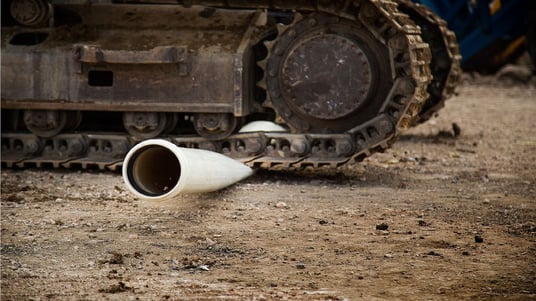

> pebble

[
  {"left": 496, "top": 64, "right": 533, "bottom": 83},
  {"left": 376, "top": 223, "right": 389, "bottom": 231},
  {"left": 474, "top": 235, "right": 484, "bottom": 243},
  {"left": 418, "top": 220, "right": 429, "bottom": 227},
  {"left": 452, "top": 123, "right": 461, "bottom": 137},
  {"left": 427, "top": 251, "right": 442, "bottom": 257},
  {"left": 275, "top": 202, "right": 288, "bottom": 209},
  {"left": 296, "top": 263, "right": 306, "bottom": 269},
  {"left": 108, "top": 252, "right": 124, "bottom": 264}
]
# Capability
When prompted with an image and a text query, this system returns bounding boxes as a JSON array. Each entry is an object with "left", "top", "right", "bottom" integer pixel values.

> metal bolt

[
  {"left": 291, "top": 140, "right": 307, "bottom": 155},
  {"left": 287, "top": 29, "right": 296, "bottom": 38},
  {"left": 69, "top": 141, "right": 84, "bottom": 155},
  {"left": 337, "top": 142, "right": 353, "bottom": 156},
  {"left": 25, "top": 141, "right": 39, "bottom": 154}
]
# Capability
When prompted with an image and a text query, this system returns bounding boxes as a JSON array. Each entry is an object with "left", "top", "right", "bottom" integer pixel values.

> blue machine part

[{"left": 413, "top": 0, "right": 530, "bottom": 70}]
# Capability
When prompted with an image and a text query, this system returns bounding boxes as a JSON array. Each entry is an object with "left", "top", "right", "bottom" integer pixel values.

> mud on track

[{"left": 2, "top": 80, "right": 536, "bottom": 300}]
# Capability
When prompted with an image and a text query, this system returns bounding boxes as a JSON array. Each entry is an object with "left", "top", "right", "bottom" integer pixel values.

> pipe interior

[{"left": 128, "top": 145, "right": 181, "bottom": 197}]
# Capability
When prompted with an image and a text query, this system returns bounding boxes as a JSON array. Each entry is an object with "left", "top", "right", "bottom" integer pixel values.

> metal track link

[
  {"left": 1, "top": 0, "right": 433, "bottom": 171},
  {"left": 397, "top": 0, "right": 462, "bottom": 123}
]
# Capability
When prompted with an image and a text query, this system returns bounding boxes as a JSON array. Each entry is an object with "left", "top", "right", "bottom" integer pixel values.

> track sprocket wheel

[{"left": 263, "top": 13, "right": 393, "bottom": 134}]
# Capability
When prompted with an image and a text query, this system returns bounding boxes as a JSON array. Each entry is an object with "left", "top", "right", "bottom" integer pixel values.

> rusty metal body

[
  {"left": 2, "top": 5, "right": 258, "bottom": 116},
  {"left": 1, "top": 0, "right": 459, "bottom": 170}
]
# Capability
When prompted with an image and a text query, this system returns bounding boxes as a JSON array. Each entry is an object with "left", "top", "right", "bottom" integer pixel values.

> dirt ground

[{"left": 1, "top": 75, "right": 536, "bottom": 300}]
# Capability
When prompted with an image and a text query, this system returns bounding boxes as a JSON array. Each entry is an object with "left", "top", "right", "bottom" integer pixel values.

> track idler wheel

[
  {"left": 123, "top": 112, "right": 170, "bottom": 140},
  {"left": 193, "top": 113, "right": 238, "bottom": 141},
  {"left": 23, "top": 110, "right": 81, "bottom": 138}
]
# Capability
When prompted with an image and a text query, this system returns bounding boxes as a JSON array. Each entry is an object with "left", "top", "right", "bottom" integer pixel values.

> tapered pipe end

[{"left": 122, "top": 139, "right": 253, "bottom": 201}]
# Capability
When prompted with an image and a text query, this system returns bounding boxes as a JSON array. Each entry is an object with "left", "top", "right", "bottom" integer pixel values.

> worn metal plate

[{"left": 1, "top": 4, "right": 258, "bottom": 116}]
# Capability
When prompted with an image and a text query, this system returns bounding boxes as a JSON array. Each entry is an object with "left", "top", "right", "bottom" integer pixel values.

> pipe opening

[{"left": 127, "top": 145, "right": 181, "bottom": 197}]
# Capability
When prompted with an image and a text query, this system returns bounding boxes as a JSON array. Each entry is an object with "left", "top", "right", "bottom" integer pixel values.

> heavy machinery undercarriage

[{"left": 1, "top": 0, "right": 462, "bottom": 170}]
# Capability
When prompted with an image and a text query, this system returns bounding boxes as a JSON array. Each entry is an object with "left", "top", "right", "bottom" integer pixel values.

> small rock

[
  {"left": 483, "top": 199, "right": 491, "bottom": 204},
  {"left": 418, "top": 220, "right": 429, "bottom": 227},
  {"left": 462, "top": 251, "right": 470, "bottom": 256},
  {"left": 205, "top": 237, "right": 217, "bottom": 245},
  {"left": 427, "top": 251, "right": 442, "bottom": 257},
  {"left": 275, "top": 202, "right": 288, "bottom": 209},
  {"left": 497, "top": 64, "right": 533, "bottom": 83},
  {"left": 474, "top": 235, "right": 484, "bottom": 243},
  {"left": 401, "top": 156, "right": 417, "bottom": 163},
  {"left": 387, "top": 158, "right": 400, "bottom": 164},
  {"left": 384, "top": 254, "right": 393, "bottom": 258},
  {"left": 100, "top": 252, "right": 124, "bottom": 265},
  {"left": 296, "top": 263, "right": 306, "bottom": 269},
  {"left": 376, "top": 223, "right": 389, "bottom": 231},
  {"left": 452, "top": 123, "right": 461, "bottom": 137},
  {"left": 98, "top": 281, "right": 132, "bottom": 294}
]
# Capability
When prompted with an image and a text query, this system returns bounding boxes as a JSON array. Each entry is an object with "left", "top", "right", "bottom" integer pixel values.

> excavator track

[
  {"left": 1, "top": 0, "right": 434, "bottom": 171},
  {"left": 397, "top": 0, "right": 462, "bottom": 123}
]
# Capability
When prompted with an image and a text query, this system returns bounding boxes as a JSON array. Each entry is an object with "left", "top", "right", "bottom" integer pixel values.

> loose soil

[{"left": 2, "top": 78, "right": 536, "bottom": 300}]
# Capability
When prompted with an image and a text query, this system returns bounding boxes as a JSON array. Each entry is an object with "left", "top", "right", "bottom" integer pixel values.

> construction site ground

[{"left": 1, "top": 73, "right": 536, "bottom": 300}]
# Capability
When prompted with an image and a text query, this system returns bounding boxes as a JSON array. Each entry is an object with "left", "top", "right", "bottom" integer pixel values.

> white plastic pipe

[
  {"left": 239, "top": 121, "right": 287, "bottom": 133},
  {"left": 122, "top": 139, "right": 253, "bottom": 201}
]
